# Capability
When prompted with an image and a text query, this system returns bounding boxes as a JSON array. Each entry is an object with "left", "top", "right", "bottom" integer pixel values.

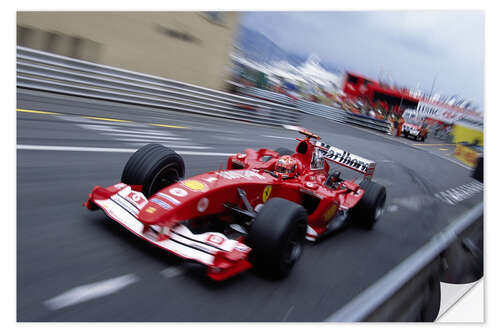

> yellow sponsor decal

[
  {"left": 323, "top": 204, "right": 338, "bottom": 222},
  {"left": 454, "top": 144, "right": 479, "bottom": 167},
  {"left": 182, "top": 180, "right": 206, "bottom": 192},
  {"left": 262, "top": 185, "right": 272, "bottom": 202},
  {"left": 145, "top": 207, "right": 156, "bottom": 214}
]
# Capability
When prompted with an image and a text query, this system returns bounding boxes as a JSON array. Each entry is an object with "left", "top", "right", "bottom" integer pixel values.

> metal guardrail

[
  {"left": 16, "top": 46, "right": 302, "bottom": 127},
  {"left": 239, "top": 86, "right": 298, "bottom": 107},
  {"left": 235, "top": 85, "right": 393, "bottom": 134},
  {"left": 344, "top": 112, "right": 393, "bottom": 134},
  {"left": 297, "top": 99, "right": 346, "bottom": 123},
  {"left": 326, "top": 200, "right": 483, "bottom": 322},
  {"left": 17, "top": 46, "right": 393, "bottom": 135}
]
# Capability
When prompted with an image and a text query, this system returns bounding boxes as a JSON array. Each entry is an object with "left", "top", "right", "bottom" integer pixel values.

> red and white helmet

[{"left": 275, "top": 155, "right": 299, "bottom": 178}]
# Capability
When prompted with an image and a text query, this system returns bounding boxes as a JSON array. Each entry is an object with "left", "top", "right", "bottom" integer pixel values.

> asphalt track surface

[{"left": 17, "top": 89, "right": 483, "bottom": 321}]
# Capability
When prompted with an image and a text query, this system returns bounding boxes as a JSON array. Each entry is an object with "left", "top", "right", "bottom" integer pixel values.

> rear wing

[{"left": 315, "top": 141, "right": 376, "bottom": 179}]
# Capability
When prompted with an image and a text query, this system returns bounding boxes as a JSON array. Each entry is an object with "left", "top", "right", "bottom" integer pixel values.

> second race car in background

[{"left": 402, "top": 118, "right": 429, "bottom": 141}]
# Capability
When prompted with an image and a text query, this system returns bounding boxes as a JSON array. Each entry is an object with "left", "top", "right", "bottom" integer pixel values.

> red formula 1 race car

[{"left": 84, "top": 128, "right": 386, "bottom": 281}]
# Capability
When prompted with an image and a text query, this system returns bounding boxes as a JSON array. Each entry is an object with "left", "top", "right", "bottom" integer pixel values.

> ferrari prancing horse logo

[{"left": 262, "top": 185, "right": 272, "bottom": 203}]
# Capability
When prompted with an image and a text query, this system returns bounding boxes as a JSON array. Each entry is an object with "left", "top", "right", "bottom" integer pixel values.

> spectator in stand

[
  {"left": 392, "top": 114, "right": 398, "bottom": 134},
  {"left": 396, "top": 116, "right": 404, "bottom": 136}
]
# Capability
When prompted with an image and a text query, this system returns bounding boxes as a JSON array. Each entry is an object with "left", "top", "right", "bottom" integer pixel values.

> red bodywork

[
  {"left": 402, "top": 121, "right": 428, "bottom": 140},
  {"left": 85, "top": 131, "right": 376, "bottom": 280}
]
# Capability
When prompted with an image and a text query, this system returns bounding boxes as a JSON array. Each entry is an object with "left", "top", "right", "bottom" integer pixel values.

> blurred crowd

[{"left": 228, "top": 60, "right": 399, "bottom": 122}]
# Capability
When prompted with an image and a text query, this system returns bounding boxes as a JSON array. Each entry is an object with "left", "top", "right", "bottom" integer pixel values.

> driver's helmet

[{"left": 275, "top": 155, "right": 299, "bottom": 178}]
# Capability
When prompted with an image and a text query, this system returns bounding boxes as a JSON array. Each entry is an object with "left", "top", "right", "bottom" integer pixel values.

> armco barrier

[
  {"left": 17, "top": 46, "right": 393, "bottom": 134},
  {"left": 296, "top": 99, "right": 346, "bottom": 123},
  {"left": 326, "top": 201, "right": 483, "bottom": 321},
  {"left": 239, "top": 86, "right": 297, "bottom": 107},
  {"left": 16, "top": 46, "right": 302, "bottom": 127},
  {"left": 344, "top": 112, "right": 393, "bottom": 134},
  {"left": 235, "top": 84, "right": 393, "bottom": 134}
]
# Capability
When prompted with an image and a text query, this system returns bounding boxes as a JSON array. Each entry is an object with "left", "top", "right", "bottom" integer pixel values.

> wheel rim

[
  {"left": 283, "top": 224, "right": 305, "bottom": 266},
  {"left": 375, "top": 192, "right": 386, "bottom": 220},
  {"left": 148, "top": 163, "right": 180, "bottom": 197}
]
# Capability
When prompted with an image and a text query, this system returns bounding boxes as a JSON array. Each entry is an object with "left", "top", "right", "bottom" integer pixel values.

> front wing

[{"left": 87, "top": 185, "right": 252, "bottom": 280}]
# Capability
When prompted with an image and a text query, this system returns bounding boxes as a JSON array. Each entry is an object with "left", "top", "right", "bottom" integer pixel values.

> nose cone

[
  {"left": 136, "top": 181, "right": 209, "bottom": 227},
  {"left": 137, "top": 199, "right": 177, "bottom": 227}
]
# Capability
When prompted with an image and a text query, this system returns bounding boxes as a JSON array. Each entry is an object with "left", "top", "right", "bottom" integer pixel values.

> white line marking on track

[
  {"left": 434, "top": 181, "right": 483, "bottom": 205},
  {"left": 111, "top": 138, "right": 178, "bottom": 142},
  {"left": 44, "top": 274, "right": 139, "bottom": 310},
  {"left": 123, "top": 142, "right": 211, "bottom": 149},
  {"left": 103, "top": 133, "right": 189, "bottom": 141},
  {"left": 263, "top": 135, "right": 296, "bottom": 140},
  {"left": 55, "top": 115, "right": 137, "bottom": 126},
  {"left": 282, "top": 305, "right": 295, "bottom": 321},
  {"left": 80, "top": 124, "right": 177, "bottom": 136},
  {"left": 17, "top": 144, "right": 235, "bottom": 156},
  {"left": 160, "top": 266, "right": 185, "bottom": 279}
]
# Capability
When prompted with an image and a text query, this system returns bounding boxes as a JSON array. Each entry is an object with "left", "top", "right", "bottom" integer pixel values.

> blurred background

[
  {"left": 16, "top": 11, "right": 484, "bottom": 322},
  {"left": 17, "top": 11, "right": 483, "bottom": 150}
]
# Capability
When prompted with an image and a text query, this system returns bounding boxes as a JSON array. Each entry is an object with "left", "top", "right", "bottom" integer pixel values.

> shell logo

[{"left": 182, "top": 180, "right": 206, "bottom": 192}]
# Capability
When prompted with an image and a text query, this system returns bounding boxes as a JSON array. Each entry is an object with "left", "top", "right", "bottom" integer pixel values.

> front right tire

[{"left": 247, "top": 197, "right": 308, "bottom": 278}]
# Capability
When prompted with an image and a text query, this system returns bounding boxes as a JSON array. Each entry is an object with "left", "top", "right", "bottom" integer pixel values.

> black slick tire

[
  {"left": 121, "top": 143, "right": 185, "bottom": 198},
  {"left": 247, "top": 197, "right": 308, "bottom": 278},
  {"left": 351, "top": 179, "right": 386, "bottom": 229}
]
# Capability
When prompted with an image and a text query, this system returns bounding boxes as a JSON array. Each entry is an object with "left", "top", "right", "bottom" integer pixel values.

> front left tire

[{"left": 121, "top": 143, "right": 185, "bottom": 198}]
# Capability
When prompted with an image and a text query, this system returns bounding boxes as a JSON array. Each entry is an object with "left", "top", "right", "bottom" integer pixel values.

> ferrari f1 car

[{"left": 84, "top": 128, "right": 386, "bottom": 281}]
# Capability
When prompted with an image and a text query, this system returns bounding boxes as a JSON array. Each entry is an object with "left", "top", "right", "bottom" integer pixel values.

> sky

[{"left": 241, "top": 11, "right": 484, "bottom": 109}]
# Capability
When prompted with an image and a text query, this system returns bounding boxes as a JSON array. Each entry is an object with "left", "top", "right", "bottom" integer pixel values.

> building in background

[{"left": 17, "top": 12, "right": 240, "bottom": 90}]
